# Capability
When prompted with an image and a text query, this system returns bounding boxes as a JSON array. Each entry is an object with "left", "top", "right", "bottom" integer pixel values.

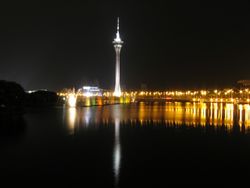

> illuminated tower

[{"left": 113, "top": 17, "right": 123, "bottom": 97}]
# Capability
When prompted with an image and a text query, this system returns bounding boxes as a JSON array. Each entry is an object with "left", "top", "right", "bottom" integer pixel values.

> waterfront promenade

[{"left": 58, "top": 88, "right": 250, "bottom": 107}]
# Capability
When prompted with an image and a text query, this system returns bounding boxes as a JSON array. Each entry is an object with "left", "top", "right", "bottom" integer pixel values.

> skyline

[{"left": 0, "top": 1, "right": 250, "bottom": 90}]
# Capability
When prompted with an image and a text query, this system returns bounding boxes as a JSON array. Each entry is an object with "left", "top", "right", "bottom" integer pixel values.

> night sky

[{"left": 0, "top": 1, "right": 250, "bottom": 91}]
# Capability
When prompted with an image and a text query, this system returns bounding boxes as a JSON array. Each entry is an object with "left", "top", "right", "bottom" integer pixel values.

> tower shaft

[{"left": 114, "top": 45, "right": 122, "bottom": 96}]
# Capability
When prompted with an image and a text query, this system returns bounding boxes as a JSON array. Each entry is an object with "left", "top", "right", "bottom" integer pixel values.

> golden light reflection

[
  {"left": 245, "top": 105, "right": 250, "bottom": 126},
  {"left": 97, "top": 97, "right": 103, "bottom": 106},
  {"left": 225, "top": 103, "right": 234, "bottom": 126},
  {"left": 85, "top": 97, "right": 91, "bottom": 107},
  {"left": 67, "top": 107, "right": 76, "bottom": 135},
  {"left": 64, "top": 102, "right": 250, "bottom": 134}
]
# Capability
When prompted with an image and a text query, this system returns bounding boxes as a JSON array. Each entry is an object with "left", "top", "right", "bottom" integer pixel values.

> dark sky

[{"left": 0, "top": 1, "right": 250, "bottom": 91}]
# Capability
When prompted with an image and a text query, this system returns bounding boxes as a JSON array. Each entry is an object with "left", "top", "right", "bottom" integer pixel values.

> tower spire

[
  {"left": 117, "top": 17, "right": 120, "bottom": 32},
  {"left": 115, "top": 17, "right": 122, "bottom": 43}
]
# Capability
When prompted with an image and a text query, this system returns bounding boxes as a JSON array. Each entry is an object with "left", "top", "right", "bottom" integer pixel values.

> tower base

[{"left": 113, "top": 87, "right": 122, "bottom": 97}]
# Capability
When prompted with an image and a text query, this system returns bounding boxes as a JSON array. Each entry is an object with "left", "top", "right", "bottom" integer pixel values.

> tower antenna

[{"left": 117, "top": 17, "right": 120, "bottom": 32}]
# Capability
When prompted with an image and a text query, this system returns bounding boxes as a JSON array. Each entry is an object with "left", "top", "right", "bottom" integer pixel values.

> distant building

[
  {"left": 78, "top": 86, "right": 103, "bottom": 97},
  {"left": 237, "top": 80, "right": 250, "bottom": 87},
  {"left": 27, "top": 89, "right": 48, "bottom": 93}
]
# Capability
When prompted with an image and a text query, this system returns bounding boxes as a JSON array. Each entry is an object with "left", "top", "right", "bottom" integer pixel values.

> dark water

[{"left": 1, "top": 102, "right": 250, "bottom": 186}]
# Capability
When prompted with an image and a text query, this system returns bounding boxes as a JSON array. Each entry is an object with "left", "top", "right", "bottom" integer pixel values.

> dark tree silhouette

[
  {"left": 26, "top": 90, "right": 60, "bottom": 107},
  {"left": 0, "top": 80, "right": 25, "bottom": 116},
  {"left": 0, "top": 80, "right": 25, "bottom": 107}
]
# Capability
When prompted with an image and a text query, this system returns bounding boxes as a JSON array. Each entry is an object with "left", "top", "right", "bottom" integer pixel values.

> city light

[
  {"left": 59, "top": 87, "right": 250, "bottom": 107},
  {"left": 113, "top": 91, "right": 122, "bottom": 97},
  {"left": 68, "top": 94, "right": 77, "bottom": 107}
]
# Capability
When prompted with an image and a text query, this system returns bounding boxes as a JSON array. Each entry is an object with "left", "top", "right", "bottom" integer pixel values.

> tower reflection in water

[
  {"left": 65, "top": 105, "right": 122, "bottom": 186},
  {"left": 113, "top": 118, "right": 121, "bottom": 187},
  {"left": 67, "top": 107, "right": 76, "bottom": 135},
  {"left": 112, "top": 105, "right": 121, "bottom": 187},
  {"left": 64, "top": 102, "right": 250, "bottom": 185}
]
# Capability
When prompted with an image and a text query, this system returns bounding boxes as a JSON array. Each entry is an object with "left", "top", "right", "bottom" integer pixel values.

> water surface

[{"left": 1, "top": 102, "right": 250, "bottom": 186}]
